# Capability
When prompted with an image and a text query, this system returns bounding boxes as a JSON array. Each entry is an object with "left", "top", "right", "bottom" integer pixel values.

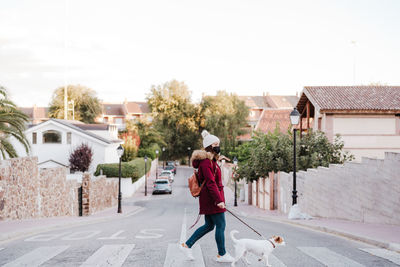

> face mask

[{"left": 212, "top": 146, "right": 220, "bottom": 154}]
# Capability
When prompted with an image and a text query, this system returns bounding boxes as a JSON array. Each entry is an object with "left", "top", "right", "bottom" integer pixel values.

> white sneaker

[
  {"left": 179, "top": 243, "right": 195, "bottom": 261},
  {"left": 216, "top": 252, "right": 234, "bottom": 263}
]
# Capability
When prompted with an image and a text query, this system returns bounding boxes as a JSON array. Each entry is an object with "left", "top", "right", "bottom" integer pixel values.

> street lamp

[
  {"left": 290, "top": 107, "right": 300, "bottom": 205},
  {"left": 155, "top": 150, "right": 159, "bottom": 180},
  {"left": 162, "top": 147, "right": 166, "bottom": 168},
  {"left": 187, "top": 147, "right": 191, "bottom": 167},
  {"left": 233, "top": 156, "right": 238, "bottom": 207},
  {"left": 116, "top": 144, "right": 124, "bottom": 213},
  {"left": 144, "top": 155, "right": 148, "bottom": 196}
]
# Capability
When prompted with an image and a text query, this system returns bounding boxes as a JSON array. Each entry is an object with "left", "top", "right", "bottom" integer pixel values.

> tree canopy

[
  {"left": 48, "top": 85, "right": 102, "bottom": 123},
  {"left": 0, "top": 85, "right": 30, "bottom": 159},
  {"left": 234, "top": 129, "right": 354, "bottom": 182},
  {"left": 201, "top": 91, "right": 249, "bottom": 155},
  {"left": 147, "top": 80, "right": 202, "bottom": 159}
]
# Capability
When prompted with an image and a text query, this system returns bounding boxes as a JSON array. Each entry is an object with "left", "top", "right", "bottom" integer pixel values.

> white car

[{"left": 159, "top": 170, "right": 174, "bottom": 183}]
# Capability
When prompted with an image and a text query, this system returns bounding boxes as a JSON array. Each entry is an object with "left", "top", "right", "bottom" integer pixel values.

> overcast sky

[{"left": 1, "top": 0, "right": 399, "bottom": 107}]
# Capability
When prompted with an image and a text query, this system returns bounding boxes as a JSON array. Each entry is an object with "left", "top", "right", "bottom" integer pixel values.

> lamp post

[
  {"left": 116, "top": 144, "right": 124, "bottom": 213},
  {"left": 155, "top": 150, "right": 159, "bottom": 180},
  {"left": 162, "top": 147, "right": 166, "bottom": 168},
  {"left": 187, "top": 147, "right": 191, "bottom": 167},
  {"left": 290, "top": 108, "right": 300, "bottom": 205},
  {"left": 144, "top": 155, "right": 148, "bottom": 196},
  {"left": 233, "top": 156, "right": 238, "bottom": 207}
]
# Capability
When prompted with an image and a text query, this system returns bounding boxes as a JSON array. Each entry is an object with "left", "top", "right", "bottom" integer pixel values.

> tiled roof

[
  {"left": 20, "top": 107, "right": 49, "bottom": 119},
  {"left": 237, "top": 96, "right": 269, "bottom": 109},
  {"left": 102, "top": 104, "right": 126, "bottom": 116},
  {"left": 265, "top": 95, "right": 299, "bottom": 109},
  {"left": 126, "top": 102, "right": 150, "bottom": 114},
  {"left": 299, "top": 86, "right": 400, "bottom": 112},
  {"left": 255, "top": 109, "right": 292, "bottom": 134}
]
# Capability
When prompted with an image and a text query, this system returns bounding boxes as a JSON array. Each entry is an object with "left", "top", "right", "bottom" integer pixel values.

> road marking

[
  {"left": 135, "top": 228, "right": 165, "bottom": 239},
  {"left": 298, "top": 247, "right": 365, "bottom": 267},
  {"left": 163, "top": 243, "right": 205, "bottom": 267},
  {"left": 98, "top": 230, "right": 127, "bottom": 240},
  {"left": 269, "top": 254, "right": 287, "bottom": 267},
  {"left": 80, "top": 244, "right": 135, "bottom": 267},
  {"left": 360, "top": 248, "right": 400, "bottom": 265},
  {"left": 180, "top": 208, "right": 187, "bottom": 243},
  {"left": 62, "top": 230, "right": 101, "bottom": 240},
  {"left": 3, "top": 246, "right": 69, "bottom": 267},
  {"left": 24, "top": 232, "right": 71, "bottom": 242}
]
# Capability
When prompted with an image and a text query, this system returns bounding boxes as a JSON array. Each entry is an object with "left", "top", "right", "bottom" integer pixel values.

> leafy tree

[
  {"left": 147, "top": 80, "right": 202, "bottom": 159},
  {"left": 0, "top": 86, "right": 30, "bottom": 158},
  {"left": 201, "top": 91, "right": 249, "bottom": 155},
  {"left": 235, "top": 128, "right": 354, "bottom": 182},
  {"left": 121, "top": 135, "right": 138, "bottom": 162},
  {"left": 69, "top": 143, "right": 93, "bottom": 172},
  {"left": 48, "top": 85, "right": 102, "bottom": 123}
]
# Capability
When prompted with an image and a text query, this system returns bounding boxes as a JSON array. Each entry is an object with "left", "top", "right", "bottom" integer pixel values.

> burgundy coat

[{"left": 191, "top": 150, "right": 226, "bottom": 215}]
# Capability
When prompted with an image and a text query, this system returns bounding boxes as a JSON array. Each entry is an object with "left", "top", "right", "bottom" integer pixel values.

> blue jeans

[{"left": 186, "top": 212, "right": 226, "bottom": 256}]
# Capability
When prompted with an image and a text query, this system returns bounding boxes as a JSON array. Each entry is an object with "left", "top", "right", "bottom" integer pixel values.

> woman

[{"left": 180, "top": 130, "right": 234, "bottom": 263}]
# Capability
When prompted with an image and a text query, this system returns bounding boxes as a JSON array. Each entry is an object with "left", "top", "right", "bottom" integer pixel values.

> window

[
  {"left": 67, "top": 132, "right": 72, "bottom": 144},
  {"left": 32, "top": 132, "right": 37, "bottom": 144},
  {"left": 43, "top": 130, "right": 62, "bottom": 144}
]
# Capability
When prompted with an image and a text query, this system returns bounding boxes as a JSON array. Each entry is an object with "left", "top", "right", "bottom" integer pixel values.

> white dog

[{"left": 230, "top": 230, "right": 285, "bottom": 267}]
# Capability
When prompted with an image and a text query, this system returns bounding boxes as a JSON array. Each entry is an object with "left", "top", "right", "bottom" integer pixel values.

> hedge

[{"left": 94, "top": 157, "right": 152, "bottom": 183}]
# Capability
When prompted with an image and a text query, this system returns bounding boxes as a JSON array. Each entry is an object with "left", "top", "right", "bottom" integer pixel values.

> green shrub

[{"left": 94, "top": 157, "right": 152, "bottom": 183}]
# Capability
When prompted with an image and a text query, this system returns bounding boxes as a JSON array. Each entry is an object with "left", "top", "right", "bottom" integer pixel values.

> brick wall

[{"left": 278, "top": 152, "right": 400, "bottom": 225}]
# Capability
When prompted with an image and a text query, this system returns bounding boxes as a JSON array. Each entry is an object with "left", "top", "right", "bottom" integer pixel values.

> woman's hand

[{"left": 217, "top": 202, "right": 226, "bottom": 209}]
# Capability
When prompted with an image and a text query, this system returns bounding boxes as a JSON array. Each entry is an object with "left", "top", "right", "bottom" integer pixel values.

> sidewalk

[{"left": 223, "top": 186, "right": 400, "bottom": 253}]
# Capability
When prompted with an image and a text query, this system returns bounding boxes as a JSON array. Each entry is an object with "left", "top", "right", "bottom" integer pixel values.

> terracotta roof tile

[
  {"left": 237, "top": 96, "right": 269, "bottom": 108},
  {"left": 302, "top": 86, "right": 400, "bottom": 112},
  {"left": 126, "top": 102, "right": 150, "bottom": 114},
  {"left": 102, "top": 104, "right": 126, "bottom": 116},
  {"left": 255, "top": 109, "right": 292, "bottom": 134},
  {"left": 265, "top": 95, "right": 299, "bottom": 108}
]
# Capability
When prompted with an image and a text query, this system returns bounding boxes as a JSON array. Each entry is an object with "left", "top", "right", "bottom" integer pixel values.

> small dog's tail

[{"left": 230, "top": 230, "right": 239, "bottom": 244}]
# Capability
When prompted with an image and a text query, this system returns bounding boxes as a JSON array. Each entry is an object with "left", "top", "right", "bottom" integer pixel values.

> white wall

[
  {"left": 10, "top": 121, "right": 121, "bottom": 173},
  {"left": 278, "top": 152, "right": 400, "bottom": 225}
]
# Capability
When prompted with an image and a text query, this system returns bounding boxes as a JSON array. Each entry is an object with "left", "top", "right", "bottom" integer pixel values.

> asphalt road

[{"left": 0, "top": 166, "right": 399, "bottom": 267}]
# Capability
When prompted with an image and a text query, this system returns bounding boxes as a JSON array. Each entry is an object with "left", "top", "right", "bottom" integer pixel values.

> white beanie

[{"left": 202, "top": 130, "right": 220, "bottom": 148}]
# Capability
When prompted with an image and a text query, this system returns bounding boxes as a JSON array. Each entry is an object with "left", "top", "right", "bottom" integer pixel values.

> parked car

[
  {"left": 164, "top": 164, "right": 176, "bottom": 175},
  {"left": 152, "top": 179, "right": 172, "bottom": 194},
  {"left": 159, "top": 170, "right": 174, "bottom": 183}
]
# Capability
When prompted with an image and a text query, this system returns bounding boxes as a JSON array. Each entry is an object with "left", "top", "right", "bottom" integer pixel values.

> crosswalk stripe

[
  {"left": 298, "top": 247, "right": 365, "bottom": 267},
  {"left": 163, "top": 243, "right": 205, "bottom": 267},
  {"left": 360, "top": 248, "right": 400, "bottom": 265},
  {"left": 80, "top": 244, "right": 135, "bottom": 267},
  {"left": 269, "top": 254, "right": 287, "bottom": 267},
  {"left": 2, "top": 245, "right": 69, "bottom": 267}
]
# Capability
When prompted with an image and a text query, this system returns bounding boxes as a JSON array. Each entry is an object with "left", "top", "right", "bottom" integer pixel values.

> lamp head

[
  {"left": 144, "top": 155, "right": 148, "bottom": 162},
  {"left": 290, "top": 108, "right": 301, "bottom": 125},
  {"left": 117, "top": 144, "right": 124, "bottom": 157},
  {"left": 233, "top": 156, "right": 238, "bottom": 165}
]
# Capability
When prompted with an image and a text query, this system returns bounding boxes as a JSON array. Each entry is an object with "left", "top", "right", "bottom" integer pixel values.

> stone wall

[
  {"left": 278, "top": 152, "right": 400, "bottom": 225},
  {"left": 82, "top": 173, "right": 118, "bottom": 215},
  {"left": 0, "top": 157, "right": 123, "bottom": 221}
]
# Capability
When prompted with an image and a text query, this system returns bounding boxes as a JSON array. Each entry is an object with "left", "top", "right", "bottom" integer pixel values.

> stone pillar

[{"left": 81, "top": 173, "right": 91, "bottom": 216}]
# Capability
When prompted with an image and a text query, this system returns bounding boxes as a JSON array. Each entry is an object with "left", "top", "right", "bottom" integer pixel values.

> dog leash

[{"left": 225, "top": 208, "right": 268, "bottom": 240}]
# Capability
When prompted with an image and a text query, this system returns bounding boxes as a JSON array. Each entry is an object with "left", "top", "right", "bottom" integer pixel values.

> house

[
  {"left": 237, "top": 93, "right": 299, "bottom": 141},
  {"left": 19, "top": 105, "right": 49, "bottom": 124},
  {"left": 296, "top": 86, "right": 400, "bottom": 160},
  {"left": 11, "top": 119, "right": 123, "bottom": 172},
  {"left": 97, "top": 100, "right": 151, "bottom": 129}
]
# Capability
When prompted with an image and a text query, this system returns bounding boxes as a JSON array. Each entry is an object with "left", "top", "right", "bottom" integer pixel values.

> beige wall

[{"left": 321, "top": 114, "right": 400, "bottom": 161}]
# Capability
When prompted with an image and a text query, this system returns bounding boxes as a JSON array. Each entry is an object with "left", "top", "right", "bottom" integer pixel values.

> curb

[
  {"left": 230, "top": 207, "right": 400, "bottom": 254},
  {"left": 0, "top": 205, "right": 144, "bottom": 245}
]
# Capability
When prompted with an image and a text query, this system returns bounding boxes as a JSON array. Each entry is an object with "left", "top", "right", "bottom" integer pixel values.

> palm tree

[{"left": 0, "top": 86, "right": 30, "bottom": 158}]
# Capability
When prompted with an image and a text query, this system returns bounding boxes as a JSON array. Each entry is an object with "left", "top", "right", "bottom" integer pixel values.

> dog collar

[{"left": 268, "top": 239, "right": 276, "bottom": 248}]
